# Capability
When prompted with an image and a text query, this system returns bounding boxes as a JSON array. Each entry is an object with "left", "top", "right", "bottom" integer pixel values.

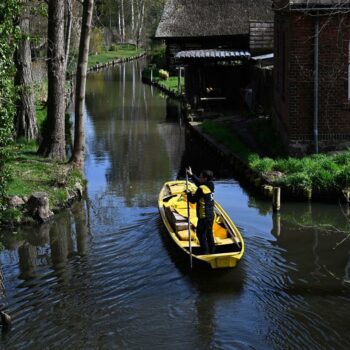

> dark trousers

[{"left": 196, "top": 217, "right": 215, "bottom": 254}]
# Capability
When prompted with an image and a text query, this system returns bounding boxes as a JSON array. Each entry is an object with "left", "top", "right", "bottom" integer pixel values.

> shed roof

[
  {"left": 175, "top": 50, "right": 251, "bottom": 60},
  {"left": 155, "top": 0, "right": 273, "bottom": 39}
]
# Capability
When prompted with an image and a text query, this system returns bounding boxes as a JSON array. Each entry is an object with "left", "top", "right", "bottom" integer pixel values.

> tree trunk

[
  {"left": 65, "top": 0, "right": 73, "bottom": 71},
  {"left": 121, "top": 0, "right": 125, "bottom": 42},
  {"left": 136, "top": 0, "right": 145, "bottom": 47},
  {"left": 131, "top": 0, "right": 135, "bottom": 35},
  {"left": 118, "top": 10, "right": 121, "bottom": 38},
  {"left": 38, "top": 0, "right": 66, "bottom": 160},
  {"left": 15, "top": 2, "right": 38, "bottom": 141},
  {"left": 70, "top": 0, "right": 94, "bottom": 171}
]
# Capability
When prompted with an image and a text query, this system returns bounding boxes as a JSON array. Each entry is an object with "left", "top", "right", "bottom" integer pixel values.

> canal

[{"left": 1, "top": 59, "right": 350, "bottom": 349}]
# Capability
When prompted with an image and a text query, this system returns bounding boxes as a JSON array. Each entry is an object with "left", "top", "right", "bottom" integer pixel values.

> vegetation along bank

[{"left": 191, "top": 118, "right": 350, "bottom": 203}]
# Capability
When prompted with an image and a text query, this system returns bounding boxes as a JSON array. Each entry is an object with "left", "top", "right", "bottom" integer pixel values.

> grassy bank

[
  {"left": 88, "top": 44, "right": 144, "bottom": 68},
  {"left": 2, "top": 140, "right": 85, "bottom": 225},
  {"left": 142, "top": 67, "right": 185, "bottom": 95},
  {"left": 200, "top": 119, "right": 350, "bottom": 194}
]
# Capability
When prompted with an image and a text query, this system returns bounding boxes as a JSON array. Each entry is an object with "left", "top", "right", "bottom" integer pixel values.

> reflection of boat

[{"left": 158, "top": 181, "right": 244, "bottom": 268}]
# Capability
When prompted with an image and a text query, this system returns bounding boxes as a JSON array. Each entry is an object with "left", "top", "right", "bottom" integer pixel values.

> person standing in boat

[{"left": 186, "top": 167, "right": 215, "bottom": 254}]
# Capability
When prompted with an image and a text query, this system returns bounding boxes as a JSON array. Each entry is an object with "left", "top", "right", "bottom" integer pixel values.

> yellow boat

[{"left": 158, "top": 180, "right": 244, "bottom": 269}]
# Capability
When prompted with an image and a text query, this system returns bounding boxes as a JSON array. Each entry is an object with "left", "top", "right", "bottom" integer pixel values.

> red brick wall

[{"left": 274, "top": 10, "right": 350, "bottom": 153}]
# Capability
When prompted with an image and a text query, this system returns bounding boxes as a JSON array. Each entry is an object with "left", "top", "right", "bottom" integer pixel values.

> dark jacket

[{"left": 188, "top": 175, "right": 215, "bottom": 220}]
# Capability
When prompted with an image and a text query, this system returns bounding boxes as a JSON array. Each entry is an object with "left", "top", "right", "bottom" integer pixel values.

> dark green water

[{"left": 1, "top": 59, "right": 350, "bottom": 349}]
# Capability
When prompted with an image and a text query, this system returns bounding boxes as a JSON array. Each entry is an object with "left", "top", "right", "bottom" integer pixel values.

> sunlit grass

[
  {"left": 88, "top": 45, "right": 144, "bottom": 67},
  {"left": 6, "top": 140, "right": 84, "bottom": 209}
]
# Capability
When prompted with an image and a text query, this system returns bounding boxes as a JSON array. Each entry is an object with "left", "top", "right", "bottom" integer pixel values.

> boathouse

[
  {"left": 155, "top": 0, "right": 273, "bottom": 110},
  {"left": 273, "top": 0, "right": 350, "bottom": 154}
]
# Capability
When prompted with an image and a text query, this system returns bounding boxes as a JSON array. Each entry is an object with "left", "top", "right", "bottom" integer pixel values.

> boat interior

[{"left": 162, "top": 183, "right": 242, "bottom": 255}]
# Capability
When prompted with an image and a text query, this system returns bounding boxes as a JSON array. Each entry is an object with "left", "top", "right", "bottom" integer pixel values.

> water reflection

[
  {"left": 1, "top": 59, "right": 350, "bottom": 348},
  {"left": 85, "top": 60, "right": 184, "bottom": 208}
]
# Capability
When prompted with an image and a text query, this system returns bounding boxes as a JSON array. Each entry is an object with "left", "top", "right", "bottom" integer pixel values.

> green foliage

[
  {"left": 150, "top": 46, "right": 166, "bottom": 69},
  {"left": 89, "top": 28, "right": 104, "bottom": 54},
  {"left": 2, "top": 208, "right": 23, "bottom": 224},
  {"left": 88, "top": 46, "right": 144, "bottom": 67},
  {"left": 277, "top": 172, "right": 312, "bottom": 190},
  {"left": 248, "top": 154, "right": 274, "bottom": 173},
  {"left": 249, "top": 150, "right": 350, "bottom": 192},
  {"left": 0, "top": 0, "right": 19, "bottom": 209}
]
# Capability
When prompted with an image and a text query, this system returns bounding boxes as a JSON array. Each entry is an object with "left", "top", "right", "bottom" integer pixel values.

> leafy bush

[
  {"left": 334, "top": 165, "right": 350, "bottom": 189},
  {"left": 249, "top": 150, "right": 350, "bottom": 192},
  {"left": 89, "top": 28, "right": 104, "bottom": 54},
  {"left": 278, "top": 172, "right": 312, "bottom": 190},
  {"left": 273, "top": 158, "right": 301, "bottom": 173},
  {"left": 248, "top": 155, "right": 274, "bottom": 173},
  {"left": 151, "top": 46, "right": 166, "bottom": 69},
  {"left": 159, "top": 69, "right": 169, "bottom": 80}
]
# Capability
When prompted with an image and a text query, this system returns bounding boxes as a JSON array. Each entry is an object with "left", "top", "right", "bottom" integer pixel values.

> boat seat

[
  {"left": 167, "top": 184, "right": 185, "bottom": 195},
  {"left": 214, "top": 237, "right": 234, "bottom": 245},
  {"left": 176, "top": 229, "right": 197, "bottom": 241}
]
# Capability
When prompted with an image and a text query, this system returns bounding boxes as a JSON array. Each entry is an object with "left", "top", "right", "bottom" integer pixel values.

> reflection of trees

[
  {"left": 270, "top": 203, "right": 350, "bottom": 289},
  {"left": 71, "top": 201, "right": 89, "bottom": 256},
  {"left": 11, "top": 202, "right": 90, "bottom": 282},
  {"left": 85, "top": 59, "right": 185, "bottom": 206}
]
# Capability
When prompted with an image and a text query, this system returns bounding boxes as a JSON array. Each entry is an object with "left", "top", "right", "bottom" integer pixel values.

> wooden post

[
  {"left": 272, "top": 213, "right": 281, "bottom": 237},
  {"left": 272, "top": 187, "right": 281, "bottom": 212},
  {"left": 177, "top": 67, "right": 181, "bottom": 94}
]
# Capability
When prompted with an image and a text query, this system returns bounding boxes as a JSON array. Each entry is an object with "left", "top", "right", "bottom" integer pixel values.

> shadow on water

[
  {"left": 2, "top": 200, "right": 90, "bottom": 285},
  {"left": 156, "top": 219, "right": 245, "bottom": 295}
]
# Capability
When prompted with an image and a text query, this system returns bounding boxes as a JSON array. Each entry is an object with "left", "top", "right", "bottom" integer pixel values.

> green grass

[
  {"left": 249, "top": 151, "right": 350, "bottom": 191},
  {"left": 142, "top": 68, "right": 185, "bottom": 94},
  {"left": 35, "top": 102, "right": 46, "bottom": 129},
  {"left": 201, "top": 120, "right": 252, "bottom": 162},
  {"left": 88, "top": 45, "right": 144, "bottom": 67},
  {"left": 6, "top": 140, "right": 84, "bottom": 210},
  {"left": 199, "top": 119, "right": 350, "bottom": 193},
  {"left": 157, "top": 76, "right": 184, "bottom": 92}
]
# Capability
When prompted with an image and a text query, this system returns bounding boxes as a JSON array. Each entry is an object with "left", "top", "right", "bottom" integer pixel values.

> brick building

[{"left": 273, "top": 0, "right": 350, "bottom": 154}]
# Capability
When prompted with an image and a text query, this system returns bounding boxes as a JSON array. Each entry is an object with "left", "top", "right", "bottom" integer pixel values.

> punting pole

[{"left": 186, "top": 173, "right": 193, "bottom": 269}]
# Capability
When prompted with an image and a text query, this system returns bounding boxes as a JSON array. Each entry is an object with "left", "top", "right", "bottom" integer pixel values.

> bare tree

[
  {"left": 15, "top": 0, "right": 38, "bottom": 141},
  {"left": 38, "top": 0, "right": 66, "bottom": 160},
  {"left": 70, "top": 0, "right": 94, "bottom": 171},
  {"left": 120, "top": 0, "right": 126, "bottom": 42},
  {"left": 65, "top": 0, "right": 73, "bottom": 69}
]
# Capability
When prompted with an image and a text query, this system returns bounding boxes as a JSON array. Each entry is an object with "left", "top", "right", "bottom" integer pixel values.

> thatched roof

[
  {"left": 290, "top": 0, "right": 350, "bottom": 5},
  {"left": 156, "top": 0, "right": 273, "bottom": 38},
  {"left": 275, "top": 0, "right": 350, "bottom": 9}
]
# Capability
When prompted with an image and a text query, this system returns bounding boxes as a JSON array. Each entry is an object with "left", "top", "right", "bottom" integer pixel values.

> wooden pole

[
  {"left": 272, "top": 213, "right": 281, "bottom": 237},
  {"left": 186, "top": 173, "right": 193, "bottom": 269},
  {"left": 178, "top": 67, "right": 181, "bottom": 94},
  {"left": 272, "top": 187, "right": 281, "bottom": 212}
]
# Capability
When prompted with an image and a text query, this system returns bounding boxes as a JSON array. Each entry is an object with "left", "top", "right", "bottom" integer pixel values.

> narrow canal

[{"left": 1, "top": 59, "right": 350, "bottom": 349}]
